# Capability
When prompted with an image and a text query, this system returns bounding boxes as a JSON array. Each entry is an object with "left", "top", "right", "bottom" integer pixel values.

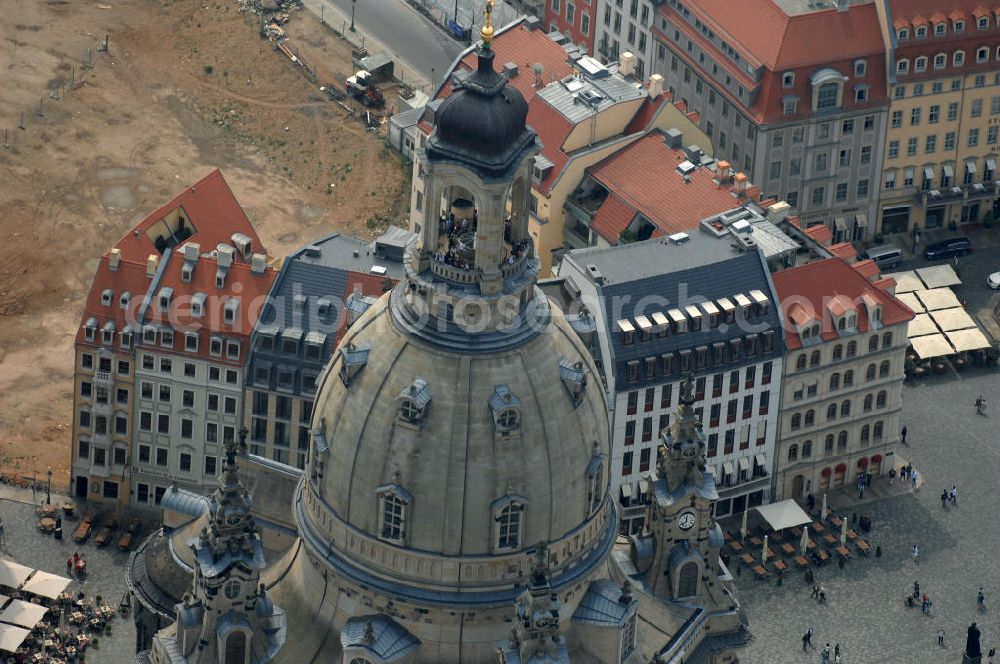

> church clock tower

[{"left": 637, "top": 375, "right": 728, "bottom": 602}]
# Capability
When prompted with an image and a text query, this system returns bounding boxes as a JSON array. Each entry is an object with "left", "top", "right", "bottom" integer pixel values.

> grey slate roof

[
  {"left": 536, "top": 65, "right": 645, "bottom": 124},
  {"left": 563, "top": 234, "right": 786, "bottom": 389},
  {"left": 572, "top": 579, "right": 636, "bottom": 627},
  {"left": 159, "top": 486, "right": 209, "bottom": 519},
  {"left": 340, "top": 615, "right": 420, "bottom": 662}
]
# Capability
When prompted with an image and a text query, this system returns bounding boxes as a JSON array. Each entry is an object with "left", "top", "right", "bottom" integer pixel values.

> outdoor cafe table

[
  {"left": 830, "top": 516, "right": 844, "bottom": 528},
  {"left": 770, "top": 531, "right": 785, "bottom": 542},
  {"left": 728, "top": 540, "right": 743, "bottom": 553},
  {"left": 856, "top": 539, "right": 871, "bottom": 554},
  {"left": 772, "top": 560, "right": 788, "bottom": 574},
  {"left": 750, "top": 536, "right": 763, "bottom": 547},
  {"left": 823, "top": 534, "right": 838, "bottom": 545},
  {"left": 781, "top": 543, "right": 796, "bottom": 556},
  {"left": 846, "top": 529, "right": 859, "bottom": 541},
  {"left": 740, "top": 553, "right": 755, "bottom": 566},
  {"left": 836, "top": 545, "right": 851, "bottom": 559},
  {"left": 794, "top": 555, "right": 810, "bottom": 568}
]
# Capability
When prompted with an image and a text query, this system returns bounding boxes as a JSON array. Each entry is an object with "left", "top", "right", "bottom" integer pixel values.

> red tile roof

[
  {"left": 589, "top": 195, "right": 638, "bottom": 243},
  {"left": 828, "top": 242, "right": 858, "bottom": 261},
  {"left": 586, "top": 132, "right": 748, "bottom": 243},
  {"left": 113, "top": 169, "right": 264, "bottom": 262},
  {"left": 624, "top": 94, "right": 672, "bottom": 135},
  {"left": 803, "top": 224, "right": 833, "bottom": 245},
  {"left": 890, "top": 0, "right": 1000, "bottom": 21},
  {"left": 851, "top": 259, "right": 881, "bottom": 280},
  {"left": 525, "top": 99, "right": 575, "bottom": 195},
  {"left": 773, "top": 258, "right": 915, "bottom": 350},
  {"left": 75, "top": 257, "right": 152, "bottom": 352}
]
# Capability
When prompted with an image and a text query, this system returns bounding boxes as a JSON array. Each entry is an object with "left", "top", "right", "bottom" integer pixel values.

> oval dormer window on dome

[
  {"left": 489, "top": 384, "right": 521, "bottom": 440},
  {"left": 396, "top": 378, "right": 431, "bottom": 429}
]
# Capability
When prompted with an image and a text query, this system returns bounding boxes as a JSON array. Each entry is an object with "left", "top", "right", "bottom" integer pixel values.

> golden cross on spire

[{"left": 481, "top": 0, "right": 495, "bottom": 47}]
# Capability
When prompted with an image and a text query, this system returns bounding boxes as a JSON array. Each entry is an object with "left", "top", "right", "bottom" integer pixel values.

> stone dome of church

[{"left": 300, "top": 286, "right": 611, "bottom": 588}]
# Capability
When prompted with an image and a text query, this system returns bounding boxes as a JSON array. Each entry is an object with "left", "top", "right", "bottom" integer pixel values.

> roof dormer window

[
  {"left": 934, "top": 22, "right": 946, "bottom": 36},
  {"left": 979, "top": 16, "right": 990, "bottom": 30},
  {"left": 119, "top": 292, "right": 131, "bottom": 310},
  {"left": 143, "top": 325, "right": 156, "bottom": 344},
  {"left": 489, "top": 385, "right": 521, "bottom": 440},
  {"left": 559, "top": 358, "right": 587, "bottom": 408},
  {"left": 915, "top": 25, "right": 927, "bottom": 38},
  {"left": 396, "top": 378, "right": 431, "bottom": 429},
  {"left": 191, "top": 292, "right": 206, "bottom": 318},
  {"left": 102, "top": 321, "right": 115, "bottom": 345},
  {"left": 853, "top": 60, "right": 867, "bottom": 77},
  {"left": 782, "top": 72, "right": 794, "bottom": 88},
  {"left": 898, "top": 28, "right": 909, "bottom": 41},
  {"left": 185, "top": 332, "right": 199, "bottom": 352},
  {"left": 954, "top": 20, "right": 965, "bottom": 33},
  {"left": 223, "top": 299, "right": 239, "bottom": 325},
  {"left": 811, "top": 69, "right": 845, "bottom": 111},
  {"left": 100, "top": 289, "right": 113, "bottom": 307},
  {"left": 158, "top": 287, "right": 173, "bottom": 311}
]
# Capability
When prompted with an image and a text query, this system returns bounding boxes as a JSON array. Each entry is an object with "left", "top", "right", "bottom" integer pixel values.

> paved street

[
  {"left": 0, "top": 496, "right": 136, "bottom": 663},
  {"left": 734, "top": 367, "right": 1000, "bottom": 664}
]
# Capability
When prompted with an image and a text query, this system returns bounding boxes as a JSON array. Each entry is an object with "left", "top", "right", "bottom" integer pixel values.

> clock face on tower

[
  {"left": 225, "top": 513, "right": 243, "bottom": 527},
  {"left": 677, "top": 511, "right": 696, "bottom": 531}
]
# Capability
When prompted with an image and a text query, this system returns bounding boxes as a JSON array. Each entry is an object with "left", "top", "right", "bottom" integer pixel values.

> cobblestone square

[
  {"left": 733, "top": 368, "right": 1000, "bottom": 664},
  {"left": 0, "top": 495, "right": 137, "bottom": 663}
]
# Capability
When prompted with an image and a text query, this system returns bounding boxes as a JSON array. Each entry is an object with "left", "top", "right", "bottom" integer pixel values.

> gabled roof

[
  {"left": 586, "top": 132, "right": 747, "bottom": 242},
  {"left": 827, "top": 242, "right": 858, "bottom": 261},
  {"left": 803, "top": 224, "right": 833, "bottom": 244},
  {"left": 75, "top": 255, "right": 151, "bottom": 350},
  {"left": 772, "top": 258, "right": 915, "bottom": 350},
  {"left": 525, "top": 98, "right": 575, "bottom": 195},
  {"left": 113, "top": 169, "right": 264, "bottom": 261}
]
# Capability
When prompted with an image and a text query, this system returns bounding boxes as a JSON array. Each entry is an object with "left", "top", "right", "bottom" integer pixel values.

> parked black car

[{"left": 924, "top": 236, "right": 972, "bottom": 260}]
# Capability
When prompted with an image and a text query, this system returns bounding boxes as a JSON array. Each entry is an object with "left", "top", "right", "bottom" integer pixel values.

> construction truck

[{"left": 345, "top": 70, "right": 385, "bottom": 108}]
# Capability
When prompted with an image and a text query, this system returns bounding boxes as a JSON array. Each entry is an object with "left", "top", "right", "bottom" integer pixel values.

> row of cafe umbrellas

[{"left": 742, "top": 493, "right": 847, "bottom": 563}]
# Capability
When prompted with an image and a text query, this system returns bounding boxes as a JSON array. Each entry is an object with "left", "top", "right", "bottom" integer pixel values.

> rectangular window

[
  {"left": 835, "top": 182, "right": 848, "bottom": 201},
  {"left": 945, "top": 132, "right": 957, "bottom": 150},
  {"left": 928, "top": 104, "right": 939, "bottom": 123},
  {"left": 742, "top": 395, "right": 753, "bottom": 419},
  {"left": 181, "top": 418, "right": 193, "bottom": 439},
  {"left": 155, "top": 448, "right": 168, "bottom": 466},
  {"left": 137, "top": 483, "right": 149, "bottom": 503},
  {"left": 926, "top": 135, "right": 937, "bottom": 153},
  {"left": 969, "top": 128, "right": 980, "bottom": 146},
  {"left": 972, "top": 99, "right": 983, "bottom": 117},
  {"left": 622, "top": 451, "right": 633, "bottom": 476},
  {"left": 624, "top": 421, "right": 635, "bottom": 446},
  {"left": 157, "top": 414, "right": 169, "bottom": 434},
  {"left": 660, "top": 384, "right": 672, "bottom": 409},
  {"left": 907, "top": 137, "right": 918, "bottom": 156},
  {"left": 838, "top": 149, "right": 851, "bottom": 168},
  {"left": 724, "top": 430, "right": 735, "bottom": 454},
  {"left": 948, "top": 102, "right": 959, "bottom": 121},
  {"left": 759, "top": 391, "right": 770, "bottom": 415},
  {"left": 641, "top": 417, "right": 652, "bottom": 442},
  {"left": 860, "top": 145, "right": 872, "bottom": 164},
  {"left": 811, "top": 186, "right": 825, "bottom": 206},
  {"left": 857, "top": 179, "right": 869, "bottom": 198},
  {"left": 205, "top": 455, "right": 217, "bottom": 476},
  {"left": 891, "top": 110, "right": 902, "bottom": 128},
  {"left": 140, "top": 411, "right": 151, "bottom": 432},
  {"left": 911, "top": 108, "right": 921, "bottom": 125},
  {"left": 180, "top": 453, "right": 192, "bottom": 472}
]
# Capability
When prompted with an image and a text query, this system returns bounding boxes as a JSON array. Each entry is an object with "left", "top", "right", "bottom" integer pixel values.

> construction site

[{"left": 0, "top": 0, "right": 414, "bottom": 483}]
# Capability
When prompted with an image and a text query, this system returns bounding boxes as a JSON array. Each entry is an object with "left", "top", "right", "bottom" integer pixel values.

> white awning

[
  {"left": 638, "top": 478, "right": 650, "bottom": 495},
  {"left": 717, "top": 297, "right": 736, "bottom": 314},
  {"left": 896, "top": 292, "right": 924, "bottom": 312},
  {"left": 930, "top": 307, "right": 976, "bottom": 331},
  {"left": 0, "top": 562, "right": 32, "bottom": 590},
  {"left": 834, "top": 217, "right": 847, "bottom": 231},
  {"left": 987, "top": 157, "right": 997, "bottom": 171},
  {"left": 916, "top": 287, "right": 961, "bottom": 311},
  {"left": 20, "top": 571, "right": 70, "bottom": 600},
  {"left": 634, "top": 315, "right": 653, "bottom": 331},
  {"left": 685, "top": 305, "right": 703, "bottom": 321},
  {"left": 942, "top": 164, "right": 954, "bottom": 178},
  {"left": 734, "top": 293, "right": 752, "bottom": 308},
  {"left": 946, "top": 328, "right": 991, "bottom": 352},
  {"left": 908, "top": 313, "right": 938, "bottom": 337},
  {"left": 722, "top": 461, "right": 735, "bottom": 477},
  {"left": 883, "top": 270, "right": 923, "bottom": 293},
  {"left": 616, "top": 319, "right": 635, "bottom": 333},
  {"left": 620, "top": 483, "right": 633, "bottom": 499},
  {"left": 916, "top": 264, "right": 962, "bottom": 288},
  {"left": 651, "top": 312, "right": 669, "bottom": 331},
  {"left": 905, "top": 167, "right": 915, "bottom": 181},
  {"left": 0, "top": 624, "right": 29, "bottom": 653},
  {"left": 0, "top": 599, "right": 47, "bottom": 629},
  {"left": 924, "top": 166, "right": 935, "bottom": 181},
  {"left": 738, "top": 456, "right": 750, "bottom": 471},
  {"left": 754, "top": 453, "right": 767, "bottom": 469},
  {"left": 667, "top": 308, "right": 686, "bottom": 324},
  {"left": 754, "top": 499, "right": 813, "bottom": 531},
  {"left": 884, "top": 170, "right": 897, "bottom": 184},
  {"left": 910, "top": 333, "right": 954, "bottom": 359},
  {"left": 700, "top": 301, "right": 720, "bottom": 316},
  {"left": 855, "top": 213, "right": 868, "bottom": 227},
  {"left": 966, "top": 160, "right": 978, "bottom": 174}
]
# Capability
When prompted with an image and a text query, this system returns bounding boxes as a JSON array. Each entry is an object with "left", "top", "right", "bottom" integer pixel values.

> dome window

[
  {"left": 376, "top": 479, "right": 412, "bottom": 544},
  {"left": 396, "top": 378, "right": 431, "bottom": 428},
  {"left": 339, "top": 342, "right": 371, "bottom": 387},
  {"left": 492, "top": 494, "right": 527, "bottom": 553},
  {"left": 586, "top": 449, "right": 606, "bottom": 515},
  {"left": 558, "top": 358, "right": 587, "bottom": 408},
  {"left": 489, "top": 384, "right": 521, "bottom": 439}
]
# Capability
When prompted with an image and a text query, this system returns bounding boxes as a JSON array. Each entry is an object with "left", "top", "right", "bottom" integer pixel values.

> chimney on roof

[
  {"left": 146, "top": 254, "right": 159, "bottom": 277},
  {"left": 183, "top": 242, "right": 201, "bottom": 262},
  {"left": 733, "top": 172, "right": 749, "bottom": 197},
  {"left": 533, "top": 63, "right": 544, "bottom": 88},
  {"left": 231, "top": 233, "right": 253, "bottom": 260},
  {"left": 717, "top": 160, "right": 732, "bottom": 184},
  {"left": 618, "top": 51, "right": 637, "bottom": 78},
  {"left": 216, "top": 244, "right": 235, "bottom": 268},
  {"left": 353, "top": 283, "right": 363, "bottom": 298},
  {"left": 109, "top": 248, "right": 122, "bottom": 272},
  {"left": 647, "top": 73, "right": 664, "bottom": 98},
  {"left": 251, "top": 253, "right": 267, "bottom": 275},
  {"left": 663, "top": 128, "right": 683, "bottom": 149}
]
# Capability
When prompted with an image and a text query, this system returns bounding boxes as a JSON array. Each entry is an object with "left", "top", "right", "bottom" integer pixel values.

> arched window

[
  {"left": 860, "top": 424, "right": 870, "bottom": 445},
  {"left": 830, "top": 373, "right": 840, "bottom": 390},
  {"left": 837, "top": 430, "right": 848, "bottom": 450},
  {"left": 876, "top": 390, "right": 887, "bottom": 408},
  {"left": 977, "top": 46, "right": 989, "bottom": 62},
  {"left": 833, "top": 344, "right": 843, "bottom": 361},
  {"left": 838, "top": 317, "right": 846, "bottom": 331},
  {"left": 866, "top": 363, "right": 877, "bottom": 380},
  {"left": 223, "top": 580, "right": 241, "bottom": 600},
  {"left": 802, "top": 440, "right": 813, "bottom": 458},
  {"left": 934, "top": 53, "right": 947, "bottom": 69},
  {"left": 846, "top": 341, "right": 857, "bottom": 358},
  {"left": 620, "top": 611, "right": 638, "bottom": 663},
  {"left": 826, "top": 404, "right": 837, "bottom": 420},
  {"left": 788, "top": 444, "right": 799, "bottom": 462},
  {"left": 882, "top": 332, "right": 893, "bottom": 349},
  {"left": 874, "top": 420, "right": 884, "bottom": 440},
  {"left": 898, "top": 28, "right": 909, "bottom": 40},
  {"left": 864, "top": 394, "right": 873, "bottom": 412},
  {"left": 224, "top": 631, "right": 247, "bottom": 664},
  {"left": 915, "top": 56, "right": 928, "bottom": 72},
  {"left": 586, "top": 455, "right": 604, "bottom": 515},
  {"left": 490, "top": 384, "right": 521, "bottom": 439},
  {"left": 810, "top": 350, "right": 821, "bottom": 367},
  {"left": 817, "top": 82, "right": 839, "bottom": 110},
  {"left": 805, "top": 409, "right": 815, "bottom": 426},
  {"left": 824, "top": 434, "right": 834, "bottom": 454},
  {"left": 493, "top": 495, "right": 526, "bottom": 552},
  {"left": 869, "top": 335, "right": 878, "bottom": 352},
  {"left": 897, "top": 58, "right": 910, "bottom": 74},
  {"left": 350, "top": 659, "right": 374, "bottom": 664},
  {"left": 844, "top": 370, "right": 854, "bottom": 387},
  {"left": 954, "top": 50, "right": 966, "bottom": 66},
  {"left": 916, "top": 25, "right": 927, "bottom": 38},
  {"left": 676, "top": 561, "right": 699, "bottom": 598},
  {"left": 796, "top": 354, "right": 807, "bottom": 370},
  {"left": 879, "top": 360, "right": 891, "bottom": 377},
  {"left": 791, "top": 413, "right": 802, "bottom": 429},
  {"left": 840, "top": 400, "right": 851, "bottom": 417},
  {"left": 376, "top": 483, "right": 411, "bottom": 544}
]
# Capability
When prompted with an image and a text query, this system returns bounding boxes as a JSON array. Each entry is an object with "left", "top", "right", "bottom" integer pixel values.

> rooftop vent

[
  {"left": 579, "top": 88, "right": 604, "bottom": 106},
  {"left": 561, "top": 75, "right": 584, "bottom": 92},
  {"left": 586, "top": 264, "right": 604, "bottom": 284},
  {"left": 663, "top": 128, "right": 683, "bottom": 149},
  {"left": 181, "top": 262, "right": 194, "bottom": 283},
  {"left": 216, "top": 244, "right": 235, "bottom": 268},
  {"left": 304, "top": 244, "right": 322, "bottom": 258},
  {"left": 684, "top": 145, "right": 704, "bottom": 163},
  {"left": 108, "top": 248, "right": 122, "bottom": 272},
  {"left": 575, "top": 55, "right": 609, "bottom": 78},
  {"left": 231, "top": 233, "right": 252, "bottom": 260},
  {"left": 503, "top": 62, "right": 519, "bottom": 78},
  {"left": 677, "top": 160, "right": 697, "bottom": 176},
  {"left": 732, "top": 219, "right": 752, "bottom": 233},
  {"left": 251, "top": 253, "right": 267, "bottom": 275},
  {"left": 182, "top": 242, "right": 201, "bottom": 262},
  {"left": 668, "top": 232, "right": 690, "bottom": 245},
  {"left": 146, "top": 254, "right": 159, "bottom": 277},
  {"left": 524, "top": 15, "right": 542, "bottom": 31}
]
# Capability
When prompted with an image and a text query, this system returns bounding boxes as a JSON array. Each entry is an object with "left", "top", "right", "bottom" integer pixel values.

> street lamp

[
  {"left": 46, "top": 467, "right": 52, "bottom": 505},
  {"left": 350, "top": 0, "right": 357, "bottom": 31}
]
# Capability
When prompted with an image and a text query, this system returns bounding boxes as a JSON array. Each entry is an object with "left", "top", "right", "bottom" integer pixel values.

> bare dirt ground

[{"left": 0, "top": 0, "right": 411, "bottom": 485}]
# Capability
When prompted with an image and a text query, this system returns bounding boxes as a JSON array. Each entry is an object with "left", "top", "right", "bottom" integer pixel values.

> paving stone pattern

[
  {"left": 733, "top": 368, "right": 1000, "bottom": 664},
  {"left": 0, "top": 496, "right": 137, "bottom": 664}
]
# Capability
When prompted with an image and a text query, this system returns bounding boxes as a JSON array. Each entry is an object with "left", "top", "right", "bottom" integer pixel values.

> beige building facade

[{"left": 771, "top": 259, "right": 913, "bottom": 503}]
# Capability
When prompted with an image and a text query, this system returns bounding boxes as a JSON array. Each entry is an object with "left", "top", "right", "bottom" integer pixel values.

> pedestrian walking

[
  {"left": 65, "top": 557, "right": 72, "bottom": 575},
  {"left": 803, "top": 633, "right": 810, "bottom": 652},
  {"left": 819, "top": 585, "right": 827, "bottom": 603},
  {"left": 979, "top": 587, "right": 985, "bottom": 609},
  {"left": 912, "top": 469, "right": 920, "bottom": 488},
  {"left": 811, "top": 584, "right": 820, "bottom": 599},
  {"left": 912, "top": 544, "right": 920, "bottom": 560},
  {"left": 914, "top": 581, "right": 920, "bottom": 597},
  {"left": 938, "top": 628, "right": 946, "bottom": 646},
  {"left": 901, "top": 425, "right": 908, "bottom": 445},
  {"left": 987, "top": 646, "right": 996, "bottom": 663},
  {"left": 951, "top": 485, "right": 958, "bottom": 504},
  {"left": 941, "top": 489, "right": 948, "bottom": 508},
  {"left": 834, "top": 643, "right": 841, "bottom": 659},
  {"left": 821, "top": 643, "right": 831, "bottom": 663}
]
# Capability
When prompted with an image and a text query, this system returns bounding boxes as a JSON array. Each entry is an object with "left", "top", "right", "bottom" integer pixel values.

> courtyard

[{"left": 734, "top": 367, "right": 1000, "bottom": 663}]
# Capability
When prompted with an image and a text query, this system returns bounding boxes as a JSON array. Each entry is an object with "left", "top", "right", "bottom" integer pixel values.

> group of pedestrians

[
  {"left": 802, "top": 629, "right": 843, "bottom": 663},
  {"left": 940, "top": 485, "right": 958, "bottom": 507}
]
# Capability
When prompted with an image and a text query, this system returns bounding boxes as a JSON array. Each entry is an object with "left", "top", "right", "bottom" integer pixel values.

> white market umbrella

[
  {"left": 800, "top": 526, "right": 810, "bottom": 556},
  {"left": 740, "top": 509, "right": 748, "bottom": 542},
  {"left": 821, "top": 494, "right": 828, "bottom": 523},
  {"left": 762, "top": 535, "right": 769, "bottom": 564},
  {"left": 840, "top": 518, "right": 848, "bottom": 546}
]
